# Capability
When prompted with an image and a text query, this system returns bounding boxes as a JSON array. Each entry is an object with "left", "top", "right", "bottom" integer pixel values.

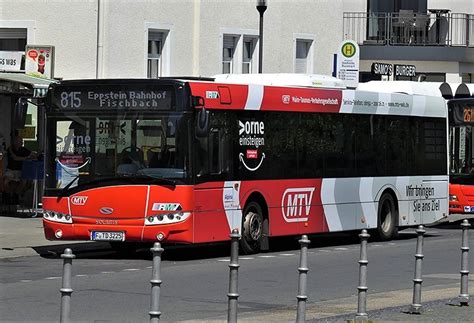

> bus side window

[
  {"left": 209, "top": 127, "right": 231, "bottom": 175},
  {"left": 209, "top": 128, "right": 219, "bottom": 174}
]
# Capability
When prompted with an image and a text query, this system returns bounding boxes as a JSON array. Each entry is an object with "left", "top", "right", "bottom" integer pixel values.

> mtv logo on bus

[
  {"left": 71, "top": 196, "right": 88, "bottom": 206},
  {"left": 281, "top": 187, "right": 315, "bottom": 223}
]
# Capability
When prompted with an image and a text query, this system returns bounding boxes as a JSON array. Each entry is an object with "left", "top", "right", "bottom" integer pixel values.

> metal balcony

[{"left": 343, "top": 11, "right": 473, "bottom": 47}]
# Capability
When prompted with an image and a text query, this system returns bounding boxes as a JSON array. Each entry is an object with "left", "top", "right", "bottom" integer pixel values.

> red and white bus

[
  {"left": 42, "top": 75, "right": 449, "bottom": 253},
  {"left": 358, "top": 81, "right": 473, "bottom": 216}
]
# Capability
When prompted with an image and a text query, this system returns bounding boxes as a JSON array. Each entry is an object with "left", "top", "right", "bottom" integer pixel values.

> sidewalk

[{"left": 0, "top": 213, "right": 98, "bottom": 258}]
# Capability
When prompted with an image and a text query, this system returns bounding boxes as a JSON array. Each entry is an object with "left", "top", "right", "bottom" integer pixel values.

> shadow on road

[{"left": 33, "top": 228, "right": 434, "bottom": 262}]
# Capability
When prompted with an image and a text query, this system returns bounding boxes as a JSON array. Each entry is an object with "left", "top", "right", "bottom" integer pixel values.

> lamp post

[{"left": 256, "top": 0, "right": 267, "bottom": 73}]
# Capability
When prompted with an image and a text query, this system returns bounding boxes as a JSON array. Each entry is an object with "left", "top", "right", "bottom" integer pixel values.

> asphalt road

[{"left": 1, "top": 223, "right": 473, "bottom": 322}]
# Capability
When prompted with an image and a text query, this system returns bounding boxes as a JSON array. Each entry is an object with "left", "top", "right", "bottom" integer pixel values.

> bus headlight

[
  {"left": 145, "top": 212, "right": 191, "bottom": 225},
  {"left": 450, "top": 195, "right": 458, "bottom": 201},
  {"left": 43, "top": 211, "right": 73, "bottom": 224}
]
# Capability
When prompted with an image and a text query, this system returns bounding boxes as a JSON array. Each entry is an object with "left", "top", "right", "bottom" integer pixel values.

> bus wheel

[
  {"left": 377, "top": 193, "right": 398, "bottom": 240},
  {"left": 241, "top": 201, "right": 264, "bottom": 254}
]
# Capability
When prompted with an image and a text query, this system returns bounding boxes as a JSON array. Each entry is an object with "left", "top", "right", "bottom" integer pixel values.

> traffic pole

[
  {"left": 227, "top": 229, "right": 241, "bottom": 323},
  {"left": 458, "top": 219, "right": 470, "bottom": 306},
  {"left": 150, "top": 242, "right": 164, "bottom": 323},
  {"left": 409, "top": 225, "right": 425, "bottom": 314},
  {"left": 296, "top": 235, "right": 310, "bottom": 323},
  {"left": 60, "top": 248, "right": 75, "bottom": 323},
  {"left": 355, "top": 229, "right": 370, "bottom": 321}
]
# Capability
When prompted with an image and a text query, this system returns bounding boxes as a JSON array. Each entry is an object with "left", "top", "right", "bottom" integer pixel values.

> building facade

[{"left": 1, "top": 0, "right": 472, "bottom": 81}]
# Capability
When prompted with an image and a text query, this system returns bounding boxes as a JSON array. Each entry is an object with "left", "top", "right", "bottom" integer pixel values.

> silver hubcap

[
  {"left": 381, "top": 200, "right": 392, "bottom": 232},
  {"left": 247, "top": 212, "right": 262, "bottom": 241}
]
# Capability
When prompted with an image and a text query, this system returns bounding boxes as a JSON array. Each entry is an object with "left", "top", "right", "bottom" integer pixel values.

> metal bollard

[
  {"left": 60, "top": 248, "right": 75, "bottom": 323},
  {"left": 296, "top": 235, "right": 310, "bottom": 323},
  {"left": 409, "top": 225, "right": 425, "bottom": 314},
  {"left": 227, "top": 229, "right": 241, "bottom": 323},
  {"left": 355, "top": 229, "right": 370, "bottom": 321},
  {"left": 458, "top": 219, "right": 471, "bottom": 306},
  {"left": 150, "top": 242, "right": 164, "bottom": 323}
]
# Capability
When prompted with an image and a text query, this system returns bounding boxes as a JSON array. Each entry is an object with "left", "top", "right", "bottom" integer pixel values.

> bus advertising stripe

[{"left": 244, "top": 84, "right": 264, "bottom": 110}]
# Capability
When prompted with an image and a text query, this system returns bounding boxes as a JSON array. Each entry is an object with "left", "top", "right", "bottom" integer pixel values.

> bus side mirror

[
  {"left": 196, "top": 108, "right": 209, "bottom": 137},
  {"left": 14, "top": 97, "right": 29, "bottom": 129}
]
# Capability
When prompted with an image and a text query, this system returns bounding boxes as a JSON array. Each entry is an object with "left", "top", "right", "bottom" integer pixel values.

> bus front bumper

[{"left": 43, "top": 218, "right": 193, "bottom": 243}]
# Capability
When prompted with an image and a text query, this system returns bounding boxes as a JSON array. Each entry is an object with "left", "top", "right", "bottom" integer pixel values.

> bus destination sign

[{"left": 52, "top": 86, "right": 173, "bottom": 110}]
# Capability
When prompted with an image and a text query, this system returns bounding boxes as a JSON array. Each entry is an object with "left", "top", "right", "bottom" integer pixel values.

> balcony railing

[{"left": 343, "top": 11, "right": 473, "bottom": 47}]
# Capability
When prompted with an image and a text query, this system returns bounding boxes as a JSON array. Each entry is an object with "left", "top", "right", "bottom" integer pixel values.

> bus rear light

[
  {"left": 55, "top": 230, "right": 63, "bottom": 239},
  {"left": 43, "top": 211, "right": 73, "bottom": 224},
  {"left": 145, "top": 212, "right": 191, "bottom": 226},
  {"left": 156, "top": 232, "right": 165, "bottom": 241}
]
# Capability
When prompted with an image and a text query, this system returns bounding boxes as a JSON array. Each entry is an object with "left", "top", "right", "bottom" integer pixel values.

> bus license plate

[{"left": 91, "top": 231, "right": 125, "bottom": 241}]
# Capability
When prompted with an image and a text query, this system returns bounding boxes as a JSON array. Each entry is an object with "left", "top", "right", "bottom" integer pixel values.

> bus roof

[
  {"left": 357, "top": 81, "right": 474, "bottom": 99},
  {"left": 213, "top": 73, "right": 346, "bottom": 89}
]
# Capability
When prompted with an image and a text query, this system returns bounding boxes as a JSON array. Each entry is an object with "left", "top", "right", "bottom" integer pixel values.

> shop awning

[{"left": 0, "top": 72, "right": 56, "bottom": 98}]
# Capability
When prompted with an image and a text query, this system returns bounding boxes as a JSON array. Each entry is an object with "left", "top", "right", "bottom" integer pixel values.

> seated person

[{"left": 3, "top": 136, "right": 37, "bottom": 204}]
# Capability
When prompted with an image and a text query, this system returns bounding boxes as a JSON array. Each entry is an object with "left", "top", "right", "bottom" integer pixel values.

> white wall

[
  {"left": 2, "top": 0, "right": 98, "bottom": 79},
  {"left": 0, "top": 0, "right": 469, "bottom": 80},
  {"left": 427, "top": 0, "right": 474, "bottom": 14}
]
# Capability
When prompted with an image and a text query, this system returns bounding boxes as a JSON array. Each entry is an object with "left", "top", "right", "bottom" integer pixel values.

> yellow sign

[
  {"left": 19, "top": 126, "right": 36, "bottom": 139},
  {"left": 341, "top": 42, "right": 356, "bottom": 58}
]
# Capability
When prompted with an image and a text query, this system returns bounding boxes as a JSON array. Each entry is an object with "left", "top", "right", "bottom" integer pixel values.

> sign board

[
  {"left": 371, "top": 62, "right": 392, "bottom": 76},
  {"left": 336, "top": 40, "right": 359, "bottom": 88},
  {"left": 51, "top": 84, "right": 175, "bottom": 110},
  {"left": 394, "top": 64, "right": 416, "bottom": 78},
  {"left": 25, "top": 45, "right": 55, "bottom": 79},
  {"left": 19, "top": 126, "right": 36, "bottom": 139},
  {"left": 0, "top": 51, "right": 23, "bottom": 72}
]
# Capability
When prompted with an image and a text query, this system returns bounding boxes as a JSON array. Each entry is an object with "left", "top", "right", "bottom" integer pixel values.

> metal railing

[{"left": 343, "top": 12, "right": 473, "bottom": 47}]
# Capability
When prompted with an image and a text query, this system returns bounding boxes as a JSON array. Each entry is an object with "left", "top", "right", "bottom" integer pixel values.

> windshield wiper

[
  {"left": 56, "top": 175, "right": 176, "bottom": 200},
  {"left": 57, "top": 175, "right": 80, "bottom": 201}
]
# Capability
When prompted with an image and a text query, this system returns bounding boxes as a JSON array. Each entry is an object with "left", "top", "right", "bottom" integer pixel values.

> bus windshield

[
  {"left": 449, "top": 99, "right": 474, "bottom": 183},
  {"left": 44, "top": 111, "right": 191, "bottom": 193}
]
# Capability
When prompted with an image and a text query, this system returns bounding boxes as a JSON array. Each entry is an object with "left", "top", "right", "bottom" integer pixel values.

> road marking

[
  {"left": 146, "top": 266, "right": 152, "bottom": 269},
  {"left": 75, "top": 274, "right": 88, "bottom": 277},
  {"left": 279, "top": 254, "right": 295, "bottom": 256},
  {"left": 334, "top": 248, "right": 348, "bottom": 251},
  {"left": 240, "top": 257, "right": 255, "bottom": 260},
  {"left": 44, "top": 276, "right": 61, "bottom": 280},
  {"left": 218, "top": 259, "right": 230, "bottom": 262},
  {"left": 101, "top": 271, "right": 114, "bottom": 274},
  {"left": 372, "top": 244, "right": 382, "bottom": 247},
  {"left": 123, "top": 268, "right": 140, "bottom": 271},
  {"left": 20, "top": 279, "right": 32, "bottom": 282},
  {"left": 258, "top": 255, "right": 276, "bottom": 258},
  {"left": 388, "top": 242, "right": 396, "bottom": 245},
  {"left": 318, "top": 249, "right": 331, "bottom": 253}
]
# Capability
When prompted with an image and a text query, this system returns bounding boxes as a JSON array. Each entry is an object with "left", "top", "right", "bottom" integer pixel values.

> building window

[
  {"left": 242, "top": 37, "right": 256, "bottom": 74},
  {"left": 0, "top": 28, "right": 27, "bottom": 51},
  {"left": 222, "top": 35, "right": 237, "bottom": 74},
  {"left": 147, "top": 30, "right": 167, "bottom": 78},
  {"left": 295, "top": 39, "right": 313, "bottom": 73},
  {"left": 462, "top": 73, "right": 473, "bottom": 83},
  {"left": 221, "top": 30, "right": 259, "bottom": 74}
]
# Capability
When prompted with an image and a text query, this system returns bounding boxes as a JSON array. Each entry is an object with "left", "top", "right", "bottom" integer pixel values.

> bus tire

[
  {"left": 377, "top": 193, "right": 398, "bottom": 240},
  {"left": 241, "top": 201, "right": 264, "bottom": 254}
]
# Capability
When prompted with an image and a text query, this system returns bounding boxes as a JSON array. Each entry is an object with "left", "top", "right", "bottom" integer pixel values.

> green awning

[{"left": 0, "top": 72, "right": 56, "bottom": 98}]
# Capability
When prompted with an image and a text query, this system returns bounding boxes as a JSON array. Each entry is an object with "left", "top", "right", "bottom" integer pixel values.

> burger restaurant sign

[{"left": 371, "top": 62, "right": 417, "bottom": 78}]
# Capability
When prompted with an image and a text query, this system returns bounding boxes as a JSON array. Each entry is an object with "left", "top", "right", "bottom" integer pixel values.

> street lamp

[{"left": 256, "top": 0, "right": 267, "bottom": 73}]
